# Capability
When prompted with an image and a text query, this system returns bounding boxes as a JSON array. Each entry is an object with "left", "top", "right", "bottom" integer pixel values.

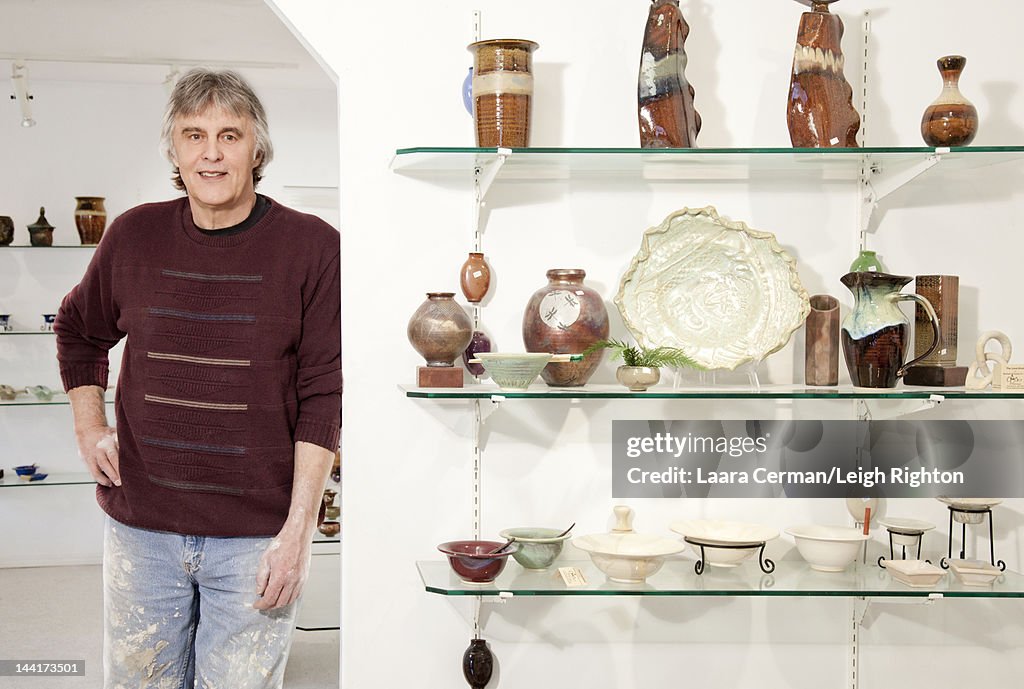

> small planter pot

[{"left": 616, "top": 365, "right": 660, "bottom": 391}]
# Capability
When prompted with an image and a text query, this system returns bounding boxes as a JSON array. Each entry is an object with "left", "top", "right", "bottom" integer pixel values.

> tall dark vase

[
  {"left": 638, "top": 0, "right": 701, "bottom": 148},
  {"left": 462, "top": 638, "right": 493, "bottom": 689},
  {"left": 522, "top": 269, "right": 608, "bottom": 387},
  {"left": 74, "top": 196, "right": 107, "bottom": 245},
  {"left": 921, "top": 55, "right": 978, "bottom": 147},
  {"left": 787, "top": 0, "right": 860, "bottom": 147}
]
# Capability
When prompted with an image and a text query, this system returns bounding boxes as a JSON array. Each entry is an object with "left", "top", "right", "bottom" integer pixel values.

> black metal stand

[
  {"left": 877, "top": 529, "right": 928, "bottom": 568},
  {"left": 939, "top": 506, "right": 1006, "bottom": 571},
  {"left": 684, "top": 537, "right": 775, "bottom": 575}
]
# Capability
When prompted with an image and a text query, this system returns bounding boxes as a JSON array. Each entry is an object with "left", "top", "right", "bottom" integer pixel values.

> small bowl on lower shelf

[
  {"left": 498, "top": 527, "right": 572, "bottom": 570},
  {"left": 438, "top": 540, "right": 518, "bottom": 584},
  {"left": 948, "top": 559, "right": 1002, "bottom": 586},
  {"left": 13, "top": 464, "right": 38, "bottom": 478},
  {"left": 318, "top": 520, "right": 340, "bottom": 537},
  {"left": 470, "top": 353, "right": 553, "bottom": 391},
  {"left": 786, "top": 525, "right": 870, "bottom": 572}
]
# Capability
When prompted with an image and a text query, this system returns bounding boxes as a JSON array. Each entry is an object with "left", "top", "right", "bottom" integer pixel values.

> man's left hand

[{"left": 254, "top": 526, "right": 312, "bottom": 610}]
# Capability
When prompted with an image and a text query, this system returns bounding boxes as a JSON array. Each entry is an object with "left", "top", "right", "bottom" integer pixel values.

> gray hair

[{"left": 159, "top": 68, "right": 274, "bottom": 191}]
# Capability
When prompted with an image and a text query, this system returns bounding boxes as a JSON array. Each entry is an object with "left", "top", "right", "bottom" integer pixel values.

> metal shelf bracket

[
  {"left": 855, "top": 394, "right": 944, "bottom": 421},
  {"left": 472, "top": 149, "right": 510, "bottom": 246}
]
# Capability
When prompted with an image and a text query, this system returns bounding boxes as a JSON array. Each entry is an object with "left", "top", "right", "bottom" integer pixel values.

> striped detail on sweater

[
  {"left": 148, "top": 352, "right": 251, "bottom": 367},
  {"left": 148, "top": 307, "right": 256, "bottom": 323},
  {"left": 161, "top": 269, "right": 263, "bottom": 283},
  {"left": 141, "top": 436, "right": 247, "bottom": 456},
  {"left": 144, "top": 394, "right": 248, "bottom": 411}
]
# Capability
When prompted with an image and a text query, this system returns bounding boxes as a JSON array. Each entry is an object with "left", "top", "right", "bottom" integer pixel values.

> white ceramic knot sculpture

[{"left": 965, "top": 331, "right": 1012, "bottom": 390}]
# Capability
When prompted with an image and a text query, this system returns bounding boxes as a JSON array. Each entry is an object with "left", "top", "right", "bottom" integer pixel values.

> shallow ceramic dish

[
  {"left": 23, "top": 473, "right": 48, "bottom": 482},
  {"left": 670, "top": 520, "right": 779, "bottom": 567},
  {"left": 573, "top": 532, "right": 685, "bottom": 584},
  {"left": 615, "top": 206, "right": 809, "bottom": 370},
  {"left": 786, "top": 525, "right": 870, "bottom": 572},
  {"left": 883, "top": 559, "right": 945, "bottom": 588},
  {"left": 438, "top": 540, "right": 518, "bottom": 584},
  {"left": 878, "top": 517, "right": 935, "bottom": 547},
  {"left": 936, "top": 497, "right": 1002, "bottom": 524},
  {"left": 499, "top": 527, "right": 572, "bottom": 570},
  {"left": 948, "top": 559, "right": 1001, "bottom": 586}
]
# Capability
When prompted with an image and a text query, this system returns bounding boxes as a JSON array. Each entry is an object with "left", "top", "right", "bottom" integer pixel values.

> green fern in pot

[{"left": 582, "top": 338, "right": 701, "bottom": 391}]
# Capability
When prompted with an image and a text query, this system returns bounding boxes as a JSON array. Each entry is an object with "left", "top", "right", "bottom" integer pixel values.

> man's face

[{"left": 172, "top": 105, "right": 260, "bottom": 223}]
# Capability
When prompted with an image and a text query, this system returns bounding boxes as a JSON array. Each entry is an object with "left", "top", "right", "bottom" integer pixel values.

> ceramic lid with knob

[{"left": 573, "top": 505, "right": 686, "bottom": 558}]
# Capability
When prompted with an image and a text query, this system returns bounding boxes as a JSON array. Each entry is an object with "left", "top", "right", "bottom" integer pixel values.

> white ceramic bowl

[
  {"left": 473, "top": 353, "right": 552, "bottom": 391},
  {"left": 936, "top": 497, "right": 1002, "bottom": 524},
  {"left": 670, "top": 520, "right": 779, "bottom": 568},
  {"left": 573, "top": 532, "right": 686, "bottom": 584},
  {"left": 877, "top": 517, "right": 935, "bottom": 547},
  {"left": 786, "top": 525, "right": 870, "bottom": 572}
]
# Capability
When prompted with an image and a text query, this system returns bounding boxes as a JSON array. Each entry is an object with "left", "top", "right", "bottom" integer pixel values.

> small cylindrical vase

[
  {"left": 805, "top": 294, "right": 840, "bottom": 386},
  {"left": 468, "top": 39, "right": 539, "bottom": 147},
  {"left": 921, "top": 55, "right": 978, "bottom": 147},
  {"left": 407, "top": 292, "right": 473, "bottom": 367},
  {"left": 460, "top": 252, "right": 491, "bottom": 303},
  {"left": 74, "top": 196, "right": 107, "bottom": 245},
  {"left": 914, "top": 275, "right": 959, "bottom": 367}
]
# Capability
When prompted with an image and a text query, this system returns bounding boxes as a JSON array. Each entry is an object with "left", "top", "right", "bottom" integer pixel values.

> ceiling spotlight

[{"left": 11, "top": 61, "right": 36, "bottom": 128}]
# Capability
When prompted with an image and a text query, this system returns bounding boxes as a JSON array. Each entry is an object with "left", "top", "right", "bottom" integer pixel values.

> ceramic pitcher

[{"left": 840, "top": 272, "right": 940, "bottom": 388}]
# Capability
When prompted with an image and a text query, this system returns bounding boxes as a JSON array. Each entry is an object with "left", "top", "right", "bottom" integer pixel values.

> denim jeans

[{"left": 103, "top": 516, "right": 299, "bottom": 689}]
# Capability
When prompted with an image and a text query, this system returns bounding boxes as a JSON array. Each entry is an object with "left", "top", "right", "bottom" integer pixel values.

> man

[{"left": 54, "top": 68, "right": 341, "bottom": 688}]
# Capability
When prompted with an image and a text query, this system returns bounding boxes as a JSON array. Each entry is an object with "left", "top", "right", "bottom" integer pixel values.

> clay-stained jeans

[{"left": 102, "top": 516, "right": 299, "bottom": 689}]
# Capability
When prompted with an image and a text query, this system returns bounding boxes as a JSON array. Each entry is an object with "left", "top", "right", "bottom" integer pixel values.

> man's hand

[
  {"left": 254, "top": 525, "right": 312, "bottom": 610},
  {"left": 76, "top": 426, "right": 120, "bottom": 487}
]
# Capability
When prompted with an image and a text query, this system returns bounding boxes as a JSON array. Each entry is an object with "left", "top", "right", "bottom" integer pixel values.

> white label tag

[
  {"left": 830, "top": 136, "right": 840, "bottom": 145},
  {"left": 558, "top": 567, "right": 588, "bottom": 587},
  {"left": 472, "top": 270, "right": 483, "bottom": 278},
  {"left": 997, "top": 364, "right": 1024, "bottom": 391}
]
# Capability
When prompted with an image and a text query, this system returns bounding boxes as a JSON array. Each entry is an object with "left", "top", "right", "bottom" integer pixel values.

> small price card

[{"left": 558, "top": 567, "right": 588, "bottom": 587}]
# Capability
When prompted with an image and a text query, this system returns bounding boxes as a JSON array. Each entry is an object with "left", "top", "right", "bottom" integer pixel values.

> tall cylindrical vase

[
  {"left": 805, "top": 294, "right": 839, "bottom": 386},
  {"left": 74, "top": 196, "right": 107, "bottom": 245},
  {"left": 904, "top": 274, "right": 969, "bottom": 387},
  {"left": 468, "top": 39, "right": 539, "bottom": 148},
  {"left": 921, "top": 55, "right": 978, "bottom": 147},
  {"left": 522, "top": 269, "right": 608, "bottom": 387},
  {"left": 637, "top": 0, "right": 701, "bottom": 148}
]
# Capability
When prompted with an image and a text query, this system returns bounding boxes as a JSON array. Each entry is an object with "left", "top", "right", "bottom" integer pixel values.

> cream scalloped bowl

[
  {"left": 573, "top": 532, "right": 686, "bottom": 583},
  {"left": 786, "top": 525, "right": 870, "bottom": 572},
  {"left": 670, "top": 520, "right": 780, "bottom": 567},
  {"left": 474, "top": 353, "right": 552, "bottom": 391}
]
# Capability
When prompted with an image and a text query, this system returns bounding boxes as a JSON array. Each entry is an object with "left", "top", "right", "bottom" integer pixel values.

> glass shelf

[
  {"left": 0, "top": 471, "right": 95, "bottom": 487},
  {"left": 418, "top": 559, "right": 1024, "bottom": 598},
  {"left": 1, "top": 391, "right": 114, "bottom": 407},
  {"left": 0, "top": 244, "right": 98, "bottom": 249},
  {"left": 390, "top": 146, "right": 1024, "bottom": 182},
  {"left": 0, "top": 331, "right": 56, "bottom": 336},
  {"left": 401, "top": 383, "right": 1024, "bottom": 400}
]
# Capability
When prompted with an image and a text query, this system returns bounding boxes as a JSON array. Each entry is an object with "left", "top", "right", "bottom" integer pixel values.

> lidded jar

[
  {"left": 921, "top": 55, "right": 978, "bottom": 147},
  {"left": 522, "top": 269, "right": 609, "bottom": 386},
  {"left": 407, "top": 292, "right": 473, "bottom": 367}
]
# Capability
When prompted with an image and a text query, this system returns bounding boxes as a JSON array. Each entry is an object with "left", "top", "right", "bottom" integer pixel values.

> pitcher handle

[{"left": 894, "top": 293, "right": 941, "bottom": 378}]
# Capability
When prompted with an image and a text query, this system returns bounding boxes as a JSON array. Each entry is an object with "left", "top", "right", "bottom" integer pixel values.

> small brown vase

[
  {"left": 805, "top": 294, "right": 840, "bottom": 386},
  {"left": 921, "top": 56, "right": 978, "bottom": 147},
  {"left": 460, "top": 252, "right": 491, "bottom": 303},
  {"left": 522, "top": 269, "right": 609, "bottom": 387},
  {"left": 0, "top": 216, "right": 13, "bottom": 246},
  {"left": 787, "top": 0, "right": 860, "bottom": 148},
  {"left": 468, "top": 39, "right": 539, "bottom": 147},
  {"left": 27, "top": 207, "right": 54, "bottom": 247},
  {"left": 407, "top": 292, "right": 473, "bottom": 367},
  {"left": 74, "top": 196, "right": 107, "bottom": 245}
]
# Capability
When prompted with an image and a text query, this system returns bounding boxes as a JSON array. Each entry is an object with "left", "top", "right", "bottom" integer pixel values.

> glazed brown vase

[
  {"left": 840, "top": 272, "right": 940, "bottom": 388},
  {"left": 407, "top": 292, "right": 473, "bottom": 367},
  {"left": 460, "top": 252, "right": 491, "bottom": 303},
  {"left": 468, "top": 39, "right": 539, "bottom": 148},
  {"left": 74, "top": 196, "right": 107, "bottom": 245},
  {"left": 805, "top": 294, "right": 839, "bottom": 386},
  {"left": 787, "top": 0, "right": 860, "bottom": 148},
  {"left": 638, "top": 0, "right": 701, "bottom": 148},
  {"left": 921, "top": 56, "right": 978, "bottom": 147},
  {"left": 522, "top": 269, "right": 608, "bottom": 387}
]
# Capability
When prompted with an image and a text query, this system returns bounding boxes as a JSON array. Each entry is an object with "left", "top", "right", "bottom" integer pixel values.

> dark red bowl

[{"left": 437, "top": 540, "right": 517, "bottom": 584}]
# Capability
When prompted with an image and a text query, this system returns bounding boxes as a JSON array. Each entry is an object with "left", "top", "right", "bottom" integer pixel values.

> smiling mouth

[{"left": 199, "top": 171, "right": 227, "bottom": 178}]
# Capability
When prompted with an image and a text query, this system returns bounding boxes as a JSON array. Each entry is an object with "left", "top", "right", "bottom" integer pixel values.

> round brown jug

[
  {"left": 459, "top": 252, "right": 491, "bottom": 303},
  {"left": 74, "top": 196, "right": 107, "bottom": 245},
  {"left": 407, "top": 292, "right": 473, "bottom": 367},
  {"left": 522, "top": 269, "right": 608, "bottom": 386}
]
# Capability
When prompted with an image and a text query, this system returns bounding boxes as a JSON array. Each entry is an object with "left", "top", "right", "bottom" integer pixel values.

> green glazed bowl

[{"left": 498, "top": 527, "right": 571, "bottom": 570}]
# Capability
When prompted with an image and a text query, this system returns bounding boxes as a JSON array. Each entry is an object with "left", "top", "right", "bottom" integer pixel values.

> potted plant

[{"left": 582, "top": 338, "right": 701, "bottom": 391}]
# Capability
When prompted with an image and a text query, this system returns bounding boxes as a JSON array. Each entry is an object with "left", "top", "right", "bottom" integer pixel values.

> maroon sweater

[{"left": 55, "top": 197, "right": 342, "bottom": 537}]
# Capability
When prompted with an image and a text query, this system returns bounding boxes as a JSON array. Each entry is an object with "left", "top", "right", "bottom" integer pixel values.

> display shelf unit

[
  {"left": 418, "top": 560, "right": 1023, "bottom": 598},
  {"left": 0, "top": 245, "right": 98, "bottom": 249},
  {"left": 0, "top": 472, "right": 94, "bottom": 487},
  {"left": 1, "top": 392, "right": 115, "bottom": 407},
  {"left": 0, "top": 331, "right": 57, "bottom": 336}
]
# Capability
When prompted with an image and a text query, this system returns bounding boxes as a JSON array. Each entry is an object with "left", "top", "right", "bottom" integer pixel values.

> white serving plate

[
  {"left": 614, "top": 206, "right": 809, "bottom": 371},
  {"left": 878, "top": 517, "right": 936, "bottom": 547},
  {"left": 670, "top": 519, "right": 779, "bottom": 568},
  {"left": 883, "top": 559, "right": 945, "bottom": 588},
  {"left": 948, "top": 559, "right": 1002, "bottom": 586}
]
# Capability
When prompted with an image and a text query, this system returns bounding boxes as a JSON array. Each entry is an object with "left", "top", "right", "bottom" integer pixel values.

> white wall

[
  {"left": 271, "top": 1, "right": 1024, "bottom": 687},
  {"left": 0, "top": 71, "right": 338, "bottom": 565}
]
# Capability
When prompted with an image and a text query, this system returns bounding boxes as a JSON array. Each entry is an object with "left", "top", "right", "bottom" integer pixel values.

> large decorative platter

[{"left": 615, "top": 206, "right": 810, "bottom": 370}]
